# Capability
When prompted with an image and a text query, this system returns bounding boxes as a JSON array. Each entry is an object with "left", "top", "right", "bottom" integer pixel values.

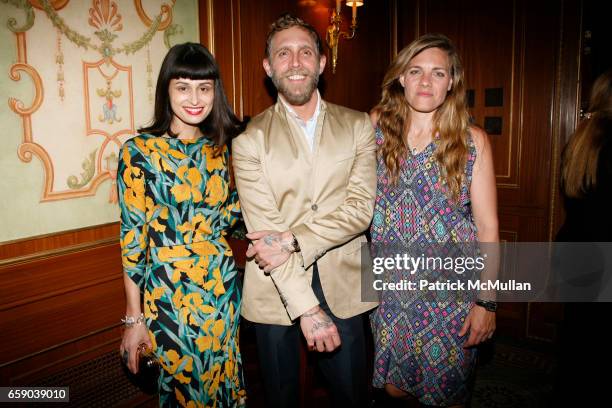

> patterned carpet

[
  {"left": 469, "top": 337, "right": 555, "bottom": 408},
  {"left": 240, "top": 328, "right": 557, "bottom": 408},
  {"left": 126, "top": 330, "right": 558, "bottom": 407}
]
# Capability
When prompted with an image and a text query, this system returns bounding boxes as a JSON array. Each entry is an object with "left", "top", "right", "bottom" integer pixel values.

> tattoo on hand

[
  {"left": 311, "top": 320, "right": 333, "bottom": 334},
  {"left": 263, "top": 234, "right": 278, "bottom": 246},
  {"left": 263, "top": 234, "right": 293, "bottom": 254},
  {"left": 304, "top": 311, "right": 333, "bottom": 335}
]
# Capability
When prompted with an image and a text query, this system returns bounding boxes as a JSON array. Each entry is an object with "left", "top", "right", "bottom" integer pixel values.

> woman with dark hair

[
  {"left": 118, "top": 42, "right": 245, "bottom": 407},
  {"left": 370, "top": 34, "right": 498, "bottom": 407}
]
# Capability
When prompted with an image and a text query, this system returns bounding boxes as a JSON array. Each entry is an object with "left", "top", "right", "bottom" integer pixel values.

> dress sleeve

[
  {"left": 117, "top": 140, "right": 149, "bottom": 290},
  {"left": 219, "top": 146, "right": 241, "bottom": 233}
]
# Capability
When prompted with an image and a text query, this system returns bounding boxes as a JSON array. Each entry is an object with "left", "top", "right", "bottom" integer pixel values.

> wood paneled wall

[
  {"left": 201, "top": 0, "right": 580, "bottom": 340},
  {"left": 0, "top": 0, "right": 582, "bottom": 398},
  {"left": 396, "top": 0, "right": 582, "bottom": 340},
  {"left": 201, "top": 0, "right": 582, "bottom": 340},
  {"left": 0, "top": 224, "right": 146, "bottom": 403},
  {"left": 201, "top": 0, "right": 393, "bottom": 119},
  {"left": 0, "top": 0, "right": 395, "bottom": 396}
]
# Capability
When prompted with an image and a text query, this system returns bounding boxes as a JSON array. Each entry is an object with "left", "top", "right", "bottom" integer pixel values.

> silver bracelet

[{"left": 121, "top": 313, "right": 145, "bottom": 328}]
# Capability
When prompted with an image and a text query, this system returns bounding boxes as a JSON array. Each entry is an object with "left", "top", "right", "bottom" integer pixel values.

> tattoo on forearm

[{"left": 301, "top": 310, "right": 319, "bottom": 318}]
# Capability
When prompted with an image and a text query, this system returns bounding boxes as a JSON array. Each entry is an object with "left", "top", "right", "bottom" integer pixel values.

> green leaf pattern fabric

[{"left": 118, "top": 134, "right": 245, "bottom": 407}]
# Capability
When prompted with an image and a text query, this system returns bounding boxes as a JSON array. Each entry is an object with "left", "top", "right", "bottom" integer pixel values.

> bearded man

[{"left": 232, "top": 13, "right": 377, "bottom": 408}]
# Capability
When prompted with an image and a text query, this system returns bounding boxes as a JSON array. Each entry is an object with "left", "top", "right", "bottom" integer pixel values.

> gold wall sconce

[{"left": 326, "top": 0, "right": 364, "bottom": 73}]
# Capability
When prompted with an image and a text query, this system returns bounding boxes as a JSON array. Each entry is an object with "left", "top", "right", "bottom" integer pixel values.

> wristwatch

[
  {"left": 290, "top": 235, "right": 301, "bottom": 253},
  {"left": 475, "top": 299, "right": 498, "bottom": 312}
]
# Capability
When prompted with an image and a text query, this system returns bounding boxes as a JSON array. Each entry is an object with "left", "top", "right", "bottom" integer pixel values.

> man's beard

[{"left": 271, "top": 69, "right": 320, "bottom": 106}]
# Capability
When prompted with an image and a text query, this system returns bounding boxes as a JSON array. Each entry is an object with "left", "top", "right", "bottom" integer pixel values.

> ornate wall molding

[{"left": 5, "top": 0, "right": 183, "bottom": 202}]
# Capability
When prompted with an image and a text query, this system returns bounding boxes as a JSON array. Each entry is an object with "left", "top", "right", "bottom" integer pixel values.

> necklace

[{"left": 408, "top": 129, "right": 433, "bottom": 155}]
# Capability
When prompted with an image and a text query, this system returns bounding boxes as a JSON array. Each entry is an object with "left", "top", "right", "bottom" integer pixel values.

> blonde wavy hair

[
  {"left": 561, "top": 69, "right": 612, "bottom": 198},
  {"left": 375, "top": 33, "right": 471, "bottom": 201}
]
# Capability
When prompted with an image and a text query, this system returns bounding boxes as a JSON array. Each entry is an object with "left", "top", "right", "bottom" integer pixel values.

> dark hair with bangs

[{"left": 139, "top": 42, "right": 243, "bottom": 148}]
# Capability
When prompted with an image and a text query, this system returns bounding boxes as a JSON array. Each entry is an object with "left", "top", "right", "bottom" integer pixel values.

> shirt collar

[{"left": 278, "top": 90, "right": 321, "bottom": 125}]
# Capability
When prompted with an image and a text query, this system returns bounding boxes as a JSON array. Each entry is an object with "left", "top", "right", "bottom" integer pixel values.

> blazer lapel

[
  {"left": 271, "top": 102, "right": 313, "bottom": 164},
  {"left": 312, "top": 103, "right": 356, "bottom": 201},
  {"left": 262, "top": 102, "right": 315, "bottom": 207}
]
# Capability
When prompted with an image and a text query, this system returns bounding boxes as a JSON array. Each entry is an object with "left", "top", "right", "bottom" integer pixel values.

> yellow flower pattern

[
  {"left": 117, "top": 135, "right": 243, "bottom": 407},
  {"left": 171, "top": 166, "right": 204, "bottom": 203},
  {"left": 204, "top": 174, "right": 227, "bottom": 206}
]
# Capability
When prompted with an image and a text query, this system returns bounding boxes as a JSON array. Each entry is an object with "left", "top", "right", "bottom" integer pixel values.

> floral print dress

[{"left": 118, "top": 134, "right": 245, "bottom": 407}]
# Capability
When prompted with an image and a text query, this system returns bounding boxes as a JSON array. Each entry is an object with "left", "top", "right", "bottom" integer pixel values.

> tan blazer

[{"left": 232, "top": 99, "right": 377, "bottom": 325}]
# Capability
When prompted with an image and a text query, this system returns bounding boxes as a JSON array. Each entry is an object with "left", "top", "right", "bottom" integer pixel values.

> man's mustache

[{"left": 282, "top": 70, "right": 312, "bottom": 78}]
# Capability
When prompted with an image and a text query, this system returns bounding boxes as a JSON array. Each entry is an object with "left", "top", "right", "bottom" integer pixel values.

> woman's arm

[
  {"left": 116, "top": 140, "right": 152, "bottom": 373},
  {"left": 219, "top": 146, "right": 241, "bottom": 232},
  {"left": 470, "top": 126, "right": 499, "bottom": 243},
  {"left": 120, "top": 274, "right": 151, "bottom": 373},
  {"left": 460, "top": 127, "right": 499, "bottom": 347}
]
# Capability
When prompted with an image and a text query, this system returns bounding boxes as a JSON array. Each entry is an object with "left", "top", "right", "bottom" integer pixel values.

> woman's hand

[
  {"left": 459, "top": 304, "right": 496, "bottom": 348},
  {"left": 120, "top": 324, "right": 152, "bottom": 374}
]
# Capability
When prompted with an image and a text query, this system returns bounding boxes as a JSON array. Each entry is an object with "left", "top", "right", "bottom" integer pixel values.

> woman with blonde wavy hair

[{"left": 370, "top": 34, "right": 499, "bottom": 407}]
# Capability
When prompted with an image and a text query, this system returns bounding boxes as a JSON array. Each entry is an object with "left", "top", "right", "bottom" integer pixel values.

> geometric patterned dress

[
  {"left": 118, "top": 134, "right": 246, "bottom": 407},
  {"left": 370, "top": 127, "right": 478, "bottom": 406}
]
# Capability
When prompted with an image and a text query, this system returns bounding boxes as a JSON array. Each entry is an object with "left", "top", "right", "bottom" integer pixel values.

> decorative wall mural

[{"left": 3, "top": 0, "right": 184, "bottom": 203}]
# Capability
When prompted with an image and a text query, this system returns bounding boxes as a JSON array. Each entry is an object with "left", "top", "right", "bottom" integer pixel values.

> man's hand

[
  {"left": 459, "top": 304, "right": 496, "bottom": 348},
  {"left": 299, "top": 306, "right": 341, "bottom": 352},
  {"left": 246, "top": 230, "right": 295, "bottom": 272}
]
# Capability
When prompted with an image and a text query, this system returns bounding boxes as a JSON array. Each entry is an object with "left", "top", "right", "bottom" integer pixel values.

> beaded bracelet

[{"left": 121, "top": 313, "right": 145, "bottom": 328}]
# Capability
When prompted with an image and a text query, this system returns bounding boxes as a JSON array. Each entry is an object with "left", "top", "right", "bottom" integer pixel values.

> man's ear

[
  {"left": 318, "top": 54, "right": 327, "bottom": 74},
  {"left": 263, "top": 58, "right": 272, "bottom": 77}
]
